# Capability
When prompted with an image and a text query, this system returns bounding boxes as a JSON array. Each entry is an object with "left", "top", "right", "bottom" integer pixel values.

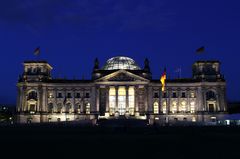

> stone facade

[{"left": 16, "top": 57, "right": 227, "bottom": 125}]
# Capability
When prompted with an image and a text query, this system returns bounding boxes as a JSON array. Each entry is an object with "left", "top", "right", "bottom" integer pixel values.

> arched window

[
  {"left": 66, "top": 103, "right": 72, "bottom": 113},
  {"left": 153, "top": 102, "right": 159, "bottom": 114},
  {"left": 162, "top": 101, "right": 167, "bottom": 114},
  {"left": 29, "top": 104, "right": 35, "bottom": 112},
  {"left": 28, "top": 91, "right": 38, "bottom": 100},
  {"left": 190, "top": 101, "right": 195, "bottom": 113},
  {"left": 180, "top": 101, "right": 187, "bottom": 112},
  {"left": 171, "top": 101, "right": 177, "bottom": 113},
  {"left": 206, "top": 91, "right": 216, "bottom": 100},
  {"left": 75, "top": 103, "right": 81, "bottom": 113},
  {"left": 48, "top": 103, "right": 54, "bottom": 113},
  {"left": 57, "top": 103, "right": 62, "bottom": 113}
]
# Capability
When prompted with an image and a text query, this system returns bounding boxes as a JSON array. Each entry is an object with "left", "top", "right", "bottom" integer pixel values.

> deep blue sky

[{"left": 0, "top": 0, "right": 240, "bottom": 104}]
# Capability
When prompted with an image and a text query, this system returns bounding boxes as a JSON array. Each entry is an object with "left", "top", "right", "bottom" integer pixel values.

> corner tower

[
  {"left": 192, "top": 61, "right": 223, "bottom": 80},
  {"left": 20, "top": 61, "right": 53, "bottom": 82}
]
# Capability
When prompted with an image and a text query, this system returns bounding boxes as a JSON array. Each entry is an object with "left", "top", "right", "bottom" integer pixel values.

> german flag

[
  {"left": 34, "top": 47, "right": 40, "bottom": 56},
  {"left": 196, "top": 46, "right": 205, "bottom": 54},
  {"left": 160, "top": 68, "right": 167, "bottom": 92}
]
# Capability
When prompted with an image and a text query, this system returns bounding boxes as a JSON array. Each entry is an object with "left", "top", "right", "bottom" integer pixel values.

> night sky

[{"left": 0, "top": 0, "right": 240, "bottom": 105}]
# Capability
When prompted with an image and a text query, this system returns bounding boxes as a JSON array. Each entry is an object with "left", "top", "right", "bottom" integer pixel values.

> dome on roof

[{"left": 102, "top": 56, "right": 141, "bottom": 70}]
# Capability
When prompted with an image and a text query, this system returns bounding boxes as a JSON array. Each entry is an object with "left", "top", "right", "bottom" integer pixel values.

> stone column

[
  {"left": 202, "top": 88, "right": 207, "bottom": 111},
  {"left": 54, "top": 89, "right": 58, "bottom": 113},
  {"left": 96, "top": 87, "right": 100, "bottom": 112},
  {"left": 17, "top": 87, "right": 22, "bottom": 112},
  {"left": 224, "top": 88, "right": 227, "bottom": 112},
  {"left": 80, "top": 96, "right": 84, "bottom": 114},
  {"left": 90, "top": 87, "right": 96, "bottom": 113},
  {"left": 187, "top": 90, "right": 190, "bottom": 112},
  {"left": 73, "top": 89, "right": 76, "bottom": 113},
  {"left": 215, "top": 92, "right": 219, "bottom": 112},
  {"left": 197, "top": 87, "right": 203, "bottom": 112},
  {"left": 221, "top": 87, "right": 227, "bottom": 112},
  {"left": 106, "top": 86, "right": 110, "bottom": 113},
  {"left": 177, "top": 90, "right": 180, "bottom": 113},
  {"left": 134, "top": 86, "right": 139, "bottom": 115},
  {"left": 115, "top": 86, "right": 119, "bottom": 113},
  {"left": 37, "top": 88, "right": 41, "bottom": 112},
  {"left": 167, "top": 89, "right": 171, "bottom": 114},
  {"left": 126, "top": 86, "right": 129, "bottom": 113},
  {"left": 144, "top": 87, "right": 148, "bottom": 112},
  {"left": 42, "top": 87, "right": 47, "bottom": 112},
  {"left": 23, "top": 89, "right": 27, "bottom": 111},
  {"left": 148, "top": 86, "right": 153, "bottom": 113},
  {"left": 159, "top": 89, "right": 162, "bottom": 113}
]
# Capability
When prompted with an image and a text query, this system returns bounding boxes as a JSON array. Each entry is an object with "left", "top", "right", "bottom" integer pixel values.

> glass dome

[{"left": 102, "top": 56, "right": 141, "bottom": 70}]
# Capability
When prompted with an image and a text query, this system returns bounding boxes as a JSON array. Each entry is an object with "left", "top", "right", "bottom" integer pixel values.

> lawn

[{"left": 0, "top": 124, "right": 239, "bottom": 159}]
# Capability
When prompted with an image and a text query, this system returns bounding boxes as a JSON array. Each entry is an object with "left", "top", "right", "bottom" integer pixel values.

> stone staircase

[{"left": 97, "top": 117, "right": 149, "bottom": 127}]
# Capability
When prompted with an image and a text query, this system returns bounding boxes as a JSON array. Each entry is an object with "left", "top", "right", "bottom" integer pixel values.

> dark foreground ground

[{"left": 0, "top": 123, "right": 240, "bottom": 159}]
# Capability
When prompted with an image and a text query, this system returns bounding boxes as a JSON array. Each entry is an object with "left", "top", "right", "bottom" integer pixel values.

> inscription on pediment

[{"left": 108, "top": 73, "right": 136, "bottom": 81}]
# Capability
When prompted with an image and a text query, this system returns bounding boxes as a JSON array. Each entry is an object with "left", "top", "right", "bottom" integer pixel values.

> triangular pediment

[{"left": 95, "top": 70, "right": 149, "bottom": 82}]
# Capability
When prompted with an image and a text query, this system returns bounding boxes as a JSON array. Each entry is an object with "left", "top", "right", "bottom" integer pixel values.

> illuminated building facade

[{"left": 16, "top": 56, "right": 227, "bottom": 125}]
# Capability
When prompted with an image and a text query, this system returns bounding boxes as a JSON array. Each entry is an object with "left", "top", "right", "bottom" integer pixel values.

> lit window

[
  {"left": 192, "top": 117, "right": 196, "bottom": 122},
  {"left": 153, "top": 102, "right": 159, "bottom": 114},
  {"left": 180, "top": 101, "right": 187, "bottom": 112},
  {"left": 86, "top": 103, "right": 90, "bottom": 114},
  {"left": 171, "top": 101, "right": 177, "bottom": 113},
  {"left": 128, "top": 87, "right": 135, "bottom": 115},
  {"left": 118, "top": 87, "right": 126, "bottom": 116},
  {"left": 190, "top": 102, "right": 195, "bottom": 113},
  {"left": 190, "top": 92, "right": 195, "bottom": 98},
  {"left": 211, "top": 117, "right": 217, "bottom": 122},
  {"left": 109, "top": 87, "right": 116, "bottom": 115},
  {"left": 48, "top": 93, "right": 53, "bottom": 98}
]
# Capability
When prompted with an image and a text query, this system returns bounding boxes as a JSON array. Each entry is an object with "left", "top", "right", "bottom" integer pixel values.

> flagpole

[
  {"left": 179, "top": 66, "right": 182, "bottom": 79},
  {"left": 34, "top": 47, "right": 40, "bottom": 61}
]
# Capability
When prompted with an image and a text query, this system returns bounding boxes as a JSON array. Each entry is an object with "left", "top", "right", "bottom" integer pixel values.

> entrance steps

[{"left": 97, "top": 117, "right": 149, "bottom": 127}]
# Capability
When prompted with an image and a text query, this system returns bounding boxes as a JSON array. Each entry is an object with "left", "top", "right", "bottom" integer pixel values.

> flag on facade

[
  {"left": 160, "top": 68, "right": 167, "bottom": 92},
  {"left": 196, "top": 46, "right": 205, "bottom": 54},
  {"left": 34, "top": 47, "right": 40, "bottom": 56}
]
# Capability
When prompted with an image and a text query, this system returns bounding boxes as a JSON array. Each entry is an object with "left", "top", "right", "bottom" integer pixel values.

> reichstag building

[{"left": 16, "top": 56, "right": 227, "bottom": 124}]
